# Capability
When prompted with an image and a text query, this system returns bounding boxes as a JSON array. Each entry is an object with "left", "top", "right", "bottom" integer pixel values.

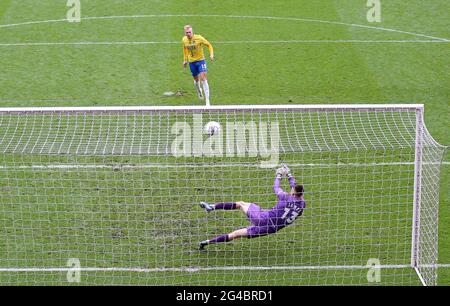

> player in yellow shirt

[{"left": 182, "top": 25, "right": 214, "bottom": 105}]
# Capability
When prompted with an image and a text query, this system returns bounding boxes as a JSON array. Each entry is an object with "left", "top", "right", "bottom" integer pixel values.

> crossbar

[{"left": 0, "top": 104, "right": 424, "bottom": 113}]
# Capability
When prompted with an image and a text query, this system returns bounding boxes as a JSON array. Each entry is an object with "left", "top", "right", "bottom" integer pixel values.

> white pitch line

[
  {"left": 0, "top": 14, "right": 448, "bottom": 42},
  {"left": 0, "top": 264, "right": 413, "bottom": 273},
  {"left": 437, "top": 264, "right": 450, "bottom": 268},
  {"left": 0, "top": 162, "right": 448, "bottom": 170},
  {"left": 216, "top": 40, "right": 448, "bottom": 44},
  {"left": 0, "top": 40, "right": 448, "bottom": 47},
  {"left": 0, "top": 41, "right": 179, "bottom": 47},
  {"left": 1, "top": 263, "right": 450, "bottom": 273}
]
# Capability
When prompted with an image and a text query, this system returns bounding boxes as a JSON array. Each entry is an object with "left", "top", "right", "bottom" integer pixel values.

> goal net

[{"left": 0, "top": 105, "right": 445, "bottom": 285}]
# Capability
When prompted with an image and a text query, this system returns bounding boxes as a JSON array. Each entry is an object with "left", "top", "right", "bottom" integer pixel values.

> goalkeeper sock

[
  {"left": 202, "top": 80, "right": 210, "bottom": 102},
  {"left": 213, "top": 202, "right": 237, "bottom": 210},
  {"left": 208, "top": 234, "right": 230, "bottom": 245}
]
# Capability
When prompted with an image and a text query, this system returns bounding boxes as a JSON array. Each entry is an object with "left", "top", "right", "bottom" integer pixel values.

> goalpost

[{"left": 0, "top": 104, "right": 445, "bottom": 286}]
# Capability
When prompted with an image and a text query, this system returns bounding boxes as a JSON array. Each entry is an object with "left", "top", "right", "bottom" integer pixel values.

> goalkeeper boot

[
  {"left": 199, "top": 240, "right": 209, "bottom": 250},
  {"left": 200, "top": 202, "right": 214, "bottom": 212}
]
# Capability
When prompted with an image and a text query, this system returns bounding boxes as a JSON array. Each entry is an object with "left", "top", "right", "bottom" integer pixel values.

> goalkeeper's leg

[
  {"left": 199, "top": 201, "right": 251, "bottom": 213},
  {"left": 200, "top": 201, "right": 236, "bottom": 212},
  {"left": 199, "top": 228, "right": 248, "bottom": 250}
]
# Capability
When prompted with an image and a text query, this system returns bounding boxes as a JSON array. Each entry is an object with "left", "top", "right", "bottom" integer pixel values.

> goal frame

[
  {"left": 0, "top": 104, "right": 440, "bottom": 286},
  {"left": 411, "top": 108, "right": 424, "bottom": 285},
  {"left": 0, "top": 104, "right": 425, "bottom": 113}
]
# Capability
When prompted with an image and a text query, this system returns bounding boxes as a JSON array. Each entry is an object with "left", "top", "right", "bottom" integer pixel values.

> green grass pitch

[{"left": 0, "top": 0, "right": 448, "bottom": 285}]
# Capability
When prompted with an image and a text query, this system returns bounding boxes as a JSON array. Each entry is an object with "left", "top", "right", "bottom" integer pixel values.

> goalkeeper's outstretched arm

[
  {"left": 279, "top": 164, "right": 296, "bottom": 186},
  {"left": 273, "top": 167, "right": 288, "bottom": 200},
  {"left": 274, "top": 165, "right": 298, "bottom": 198}
]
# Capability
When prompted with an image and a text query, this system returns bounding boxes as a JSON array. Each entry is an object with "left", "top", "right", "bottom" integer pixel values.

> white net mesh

[{"left": 0, "top": 106, "right": 445, "bottom": 285}]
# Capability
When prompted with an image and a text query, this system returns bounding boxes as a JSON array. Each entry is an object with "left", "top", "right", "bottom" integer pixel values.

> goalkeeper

[{"left": 198, "top": 165, "right": 305, "bottom": 250}]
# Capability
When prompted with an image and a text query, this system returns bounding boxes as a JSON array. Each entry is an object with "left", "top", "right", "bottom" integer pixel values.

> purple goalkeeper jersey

[{"left": 269, "top": 176, "right": 306, "bottom": 229}]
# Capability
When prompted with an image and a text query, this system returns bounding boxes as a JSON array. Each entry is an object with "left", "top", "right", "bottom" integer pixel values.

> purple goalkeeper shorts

[{"left": 246, "top": 203, "right": 277, "bottom": 238}]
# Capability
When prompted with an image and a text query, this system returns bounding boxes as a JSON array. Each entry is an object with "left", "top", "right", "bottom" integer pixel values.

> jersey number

[{"left": 281, "top": 208, "right": 300, "bottom": 224}]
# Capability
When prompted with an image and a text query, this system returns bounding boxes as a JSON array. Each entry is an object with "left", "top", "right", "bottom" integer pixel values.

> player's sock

[
  {"left": 208, "top": 234, "right": 230, "bottom": 245},
  {"left": 199, "top": 235, "right": 230, "bottom": 250},
  {"left": 194, "top": 81, "right": 203, "bottom": 99},
  {"left": 213, "top": 202, "right": 237, "bottom": 210},
  {"left": 202, "top": 80, "right": 210, "bottom": 103}
]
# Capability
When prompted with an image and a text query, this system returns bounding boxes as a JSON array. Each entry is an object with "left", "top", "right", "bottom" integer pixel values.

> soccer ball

[{"left": 204, "top": 121, "right": 221, "bottom": 136}]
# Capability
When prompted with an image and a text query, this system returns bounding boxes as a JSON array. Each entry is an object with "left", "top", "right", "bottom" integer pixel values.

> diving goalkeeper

[{"left": 198, "top": 165, "right": 306, "bottom": 250}]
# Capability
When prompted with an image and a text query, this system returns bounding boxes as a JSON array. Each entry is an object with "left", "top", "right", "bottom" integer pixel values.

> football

[{"left": 204, "top": 121, "right": 221, "bottom": 136}]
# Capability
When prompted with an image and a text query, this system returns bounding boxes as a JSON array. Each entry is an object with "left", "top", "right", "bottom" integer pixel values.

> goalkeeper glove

[
  {"left": 282, "top": 164, "right": 293, "bottom": 178},
  {"left": 275, "top": 167, "right": 284, "bottom": 179}
]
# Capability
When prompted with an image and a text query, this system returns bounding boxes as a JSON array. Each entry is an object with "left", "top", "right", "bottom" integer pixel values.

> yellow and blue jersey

[{"left": 182, "top": 34, "right": 214, "bottom": 63}]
